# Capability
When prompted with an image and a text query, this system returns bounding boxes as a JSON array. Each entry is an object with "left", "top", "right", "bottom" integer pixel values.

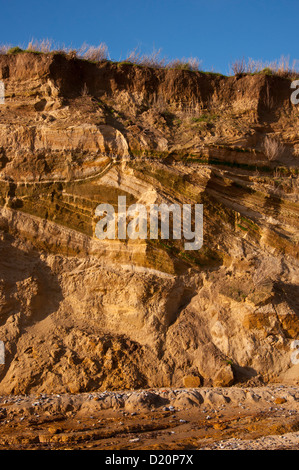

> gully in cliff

[{"left": 95, "top": 196, "right": 203, "bottom": 251}]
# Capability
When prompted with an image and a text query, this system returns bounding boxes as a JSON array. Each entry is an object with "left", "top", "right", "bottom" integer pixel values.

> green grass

[
  {"left": 191, "top": 113, "right": 218, "bottom": 123},
  {"left": 237, "top": 224, "right": 248, "bottom": 231},
  {"left": 240, "top": 216, "right": 260, "bottom": 232},
  {"left": 7, "top": 46, "right": 45, "bottom": 56},
  {"left": 7, "top": 46, "right": 25, "bottom": 55},
  {"left": 183, "top": 156, "right": 273, "bottom": 172}
]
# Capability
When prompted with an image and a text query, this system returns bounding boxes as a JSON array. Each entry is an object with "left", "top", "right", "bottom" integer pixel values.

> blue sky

[{"left": 0, "top": 0, "right": 298, "bottom": 74}]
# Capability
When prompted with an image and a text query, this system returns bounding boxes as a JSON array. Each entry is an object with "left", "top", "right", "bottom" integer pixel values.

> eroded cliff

[{"left": 0, "top": 52, "right": 298, "bottom": 394}]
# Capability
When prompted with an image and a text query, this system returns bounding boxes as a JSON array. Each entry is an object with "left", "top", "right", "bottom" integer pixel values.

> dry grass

[
  {"left": 0, "top": 39, "right": 109, "bottom": 62},
  {"left": 123, "top": 47, "right": 201, "bottom": 71},
  {"left": 0, "top": 40, "right": 214, "bottom": 73},
  {"left": 252, "top": 257, "right": 281, "bottom": 288},
  {"left": 27, "top": 38, "right": 54, "bottom": 53},
  {"left": 0, "top": 44, "right": 11, "bottom": 54},
  {"left": 230, "top": 57, "right": 247, "bottom": 75},
  {"left": 230, "top": 55, "right": 299, "bottom": 78},
  {"left": 2, "top": 40, "right": 297, "bottom": 79},
  {"left": 263, "top": 136, "right": 284, "bottom": 161},
  {"left": 267, "top": 56, "right": 299, "bottom": 77},
  {"left": 77, "top": 42, "right": 109, "bottom": 61},
  {"left": 125, "top": 47, "right": 167, "bottom": 68},
  {"left": 168, "top": 57, "right": 201, "bottom": 71},
  {"left": 80, "top": 82, "right": 89, "bottom": 97}
]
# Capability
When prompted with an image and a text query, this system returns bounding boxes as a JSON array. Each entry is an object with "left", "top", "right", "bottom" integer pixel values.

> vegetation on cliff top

[{"left": 1, "top": 39, "right": 299, "bottom": 79}]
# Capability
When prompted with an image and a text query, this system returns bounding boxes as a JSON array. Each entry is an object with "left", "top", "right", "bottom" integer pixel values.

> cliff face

[{"left": 0, "top": 52, "right": 298, "bottom": 394}]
